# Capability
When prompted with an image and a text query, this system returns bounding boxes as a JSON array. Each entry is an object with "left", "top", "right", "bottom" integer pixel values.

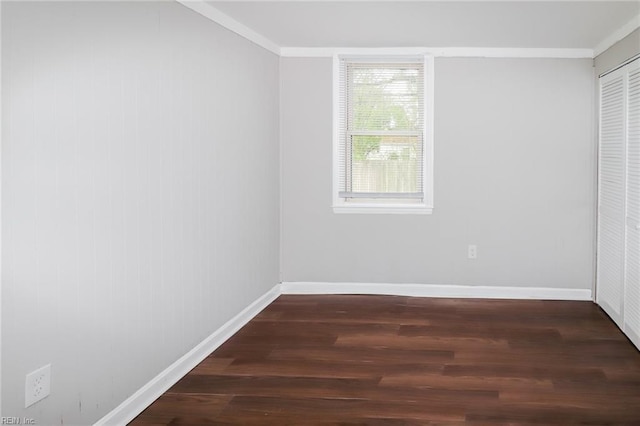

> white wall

[
  {"left": 281, "top": 57, "right": 595, "bottom": 289},
  {"left": 2, "top": 1, "right": 279, "bottom": 424}
]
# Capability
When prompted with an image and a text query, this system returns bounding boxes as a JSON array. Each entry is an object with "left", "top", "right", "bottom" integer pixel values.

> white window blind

[{"left": 337, "top": 58, "right": 425, "bottom": 201}]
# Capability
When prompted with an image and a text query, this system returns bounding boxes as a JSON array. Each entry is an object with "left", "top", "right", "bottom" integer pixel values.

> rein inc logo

[{"left": 1, "top": 418, "right": 35, "bottom": 425}]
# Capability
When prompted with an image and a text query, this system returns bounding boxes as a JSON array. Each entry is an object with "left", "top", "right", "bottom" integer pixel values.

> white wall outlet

[
  {"left": 468, "top": 244, "right": 478, "bottom": 259},
  {"left": 25, "top": 364, "right": 51, "bottom": 408}
]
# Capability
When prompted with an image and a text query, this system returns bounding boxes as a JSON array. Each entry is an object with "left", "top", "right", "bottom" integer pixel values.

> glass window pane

[
  {"left": 350, "top": 135, "right": 422, "bottom": 193},
  {"left": 349, "top": 65, "right": 422, "bottom": 132}
]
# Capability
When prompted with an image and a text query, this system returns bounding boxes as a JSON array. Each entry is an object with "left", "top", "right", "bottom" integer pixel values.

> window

[{"left": 333, "top": 54, "right": 434, "bottom": 214}]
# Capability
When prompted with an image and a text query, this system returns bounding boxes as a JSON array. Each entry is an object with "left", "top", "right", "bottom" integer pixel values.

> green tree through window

[{"left": 345, "top": 63, "right": 423, "bottom": 194}]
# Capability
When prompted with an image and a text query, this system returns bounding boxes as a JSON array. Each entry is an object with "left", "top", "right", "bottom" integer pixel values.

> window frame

[{"left": 332, "top": 53, "right": 434, "bottom": 214}]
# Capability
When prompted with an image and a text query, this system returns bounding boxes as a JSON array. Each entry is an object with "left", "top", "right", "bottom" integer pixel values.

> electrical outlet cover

[
  {"left": 468, "top": 244, "right": 478, "bottom": 259},
  {"left": 25, "top": 364, "right": 51, "bottom": 408}
]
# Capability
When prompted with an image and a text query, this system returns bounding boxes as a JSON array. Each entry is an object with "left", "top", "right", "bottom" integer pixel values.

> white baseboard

[
  {"left": 94, "top": 280, "right": 592, "bottom": 425},
  {"left": 624, "top": 325, "right": 640, "bottom": 352},
  {"left": 93, "top": 284, "right": 281, "bottom": 426},
  {"left": 280, "top": 282, "right": 593, "bottom": 301}
]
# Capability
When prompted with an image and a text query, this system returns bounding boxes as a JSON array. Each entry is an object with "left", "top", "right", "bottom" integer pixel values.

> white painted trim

[
  {"left": 281, "top": 47, "right": 594, "bottom": 59},
  {"left": 171, "top": 1, "right": 633, "bottom": 61},
  {"left": 424, "top": 54, "right": 435, "bottom": 210},
  {"left": 331, "top": 53, "right": 435, "bottom": 215},
  {"left": 594, "top": 13, "right": 640, "bottom": 58},
  {"left": 175, "top": 0, "right": 280, "bottom": 55},
  {"left": 93, "top": 284, "right": 281, "bottom": 426},
  {"left": 172, "top": 3, "right": 596, "bottom": 60},
  {"left": 331, "top": 54, "right": 340, "bottom": 212},
  {"left": 436, "top": 47, "right": 593, "bottom": 59},
  {"left": 280, "top": 282, "right": 593, "bottom": 301},
  {"left": 201, "top": 0, "right": 612, "bottom": 2},
  {"left": 92, "top": 279, "right": 594, "bottom": 424},
  {"left": 0, "top": 0, "right": 3, "bottom": 417},
  {"left": 333, "top": 205, "right": 433, "bottom": 215},
  {"left": 590, "top": 65, "right": 598, "bottom": 303},
  {"left": 625, "top": 324, "right": 640, "bottom": 352},
  {"left": 279, "top": 57, "right": 284, "bottom": 285}
]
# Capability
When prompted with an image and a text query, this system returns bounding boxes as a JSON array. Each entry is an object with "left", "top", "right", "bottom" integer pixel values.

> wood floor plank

[
  {"left": 170, "top": 374, "right": 497, "bottom": 404},
  {"left": 379, "top": 372, "right": 556, "bottom": 393},
  {"left": 267, "top": 346, "right": 454, "bottom": 364},
  {"left": 398, "top": 323, "right": 564, "bottom": 341},
  {"left": 187, "top": 358, "right": 234, "bottom": 375},
  {"left": 130, "top": 295, "right": 640, "bottom": 425},
  {"left": 170, "top": 375, "right": 381, "bottom": 399},
  {"left": 335, "top": 333, "right": 511, "bottom": 352},
  {"left": 130, "top": 394, "right": 231, "bottom": 425},
  {"left": 464, "top": 401, "right": 640, "bottom": 424},
  {"left": 442, "top": 364, "right": 607, "bottom": 381},
  {"left": 214, "top": 396, "right": 467, "bottom": 424},
  {"left": 221, "top": 357, "right": 444, "bottom": 379}
]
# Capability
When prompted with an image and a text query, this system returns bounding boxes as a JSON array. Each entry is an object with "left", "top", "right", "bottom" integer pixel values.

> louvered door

[
  {"left": 597, "top": 69, "right": 626, "bottom": 327},
  {"left": 597, "top": 57, "right": 640, "bottom": 351},
  {"left": 624, "top": 60, "right": 640, "bottom": 348}
]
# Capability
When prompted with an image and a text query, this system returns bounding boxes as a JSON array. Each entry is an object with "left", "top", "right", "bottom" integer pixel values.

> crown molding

[
  {"left": 176, "top": 0, "right": 605, "bottom": 60},
  {"left": 594, "top": 13, "right": 640, "bottom": 57},
  {"left": 280, "top": 47, "right": 594, "bottom": 59},
  {"left": 436, "top": 47, "right": 593, "bottom": 59},
  {"left": 197, "top": 0, "right": 616, "bottom": 2},
  {"left": 176, "top": 0, "right": 280, "bottom": 55}
]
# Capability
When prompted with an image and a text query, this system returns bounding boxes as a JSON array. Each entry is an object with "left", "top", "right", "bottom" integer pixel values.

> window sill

[{"left": 333, "top": 204, "right": 433, "bottom": 215}]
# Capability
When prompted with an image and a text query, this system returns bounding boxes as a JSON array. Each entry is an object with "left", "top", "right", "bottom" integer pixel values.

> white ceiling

[{"left": 206, "top": 1, "right": 640, "bottom": 50}]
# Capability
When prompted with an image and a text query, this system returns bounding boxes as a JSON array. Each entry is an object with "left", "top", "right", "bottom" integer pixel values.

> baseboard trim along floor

[
  {"left": 94, "top": 281, "right": 592, "bottom": 425},
  {"left": 280, "top": 282, "right": 593, "bottom": 301},
  {"left": 93, "top": 285, "right": 281, "bottom": 426}
]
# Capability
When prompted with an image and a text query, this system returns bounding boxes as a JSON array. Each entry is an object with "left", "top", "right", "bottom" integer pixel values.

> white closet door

[
  {"left": 624, "top": 60, "right": 640, "bottom": 347},
  {"left": 597, "top": 69, "right": 626, "bottom": 326}
]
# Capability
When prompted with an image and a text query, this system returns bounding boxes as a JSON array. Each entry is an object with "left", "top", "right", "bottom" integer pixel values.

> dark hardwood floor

[{"left": 130, "top": 295, "right": 640, "bottom": 425}]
